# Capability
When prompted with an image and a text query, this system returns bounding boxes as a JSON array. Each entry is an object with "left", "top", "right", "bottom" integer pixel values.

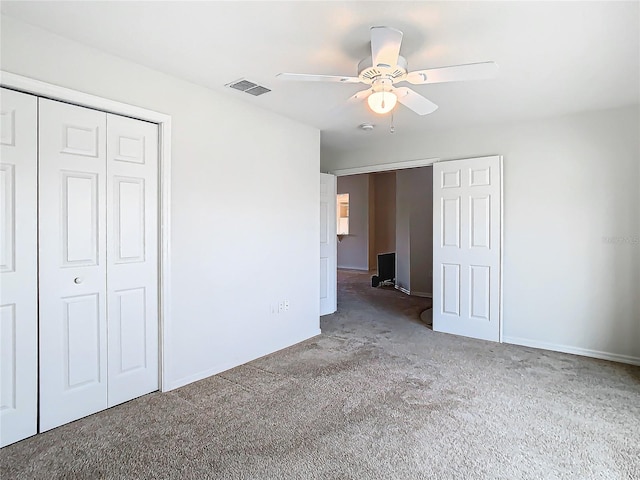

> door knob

[{"left": 74, "top": 277, "right": 83, "bottom": 284}]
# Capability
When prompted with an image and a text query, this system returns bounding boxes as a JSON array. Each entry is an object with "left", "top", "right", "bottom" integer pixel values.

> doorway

[
  {"left": 336, "top": 167, "right": 434, "bottom": 298},
  {"left": 329, "top": 155, "right": 503, "bottom": 343},
  {"left": 330, "top": 159, "right": 437, "bottom": 332}
]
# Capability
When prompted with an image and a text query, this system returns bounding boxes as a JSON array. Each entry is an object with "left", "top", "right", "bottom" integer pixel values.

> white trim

[
  {"left": 158, "top": 120, "right": 173, "bottom": 393},
  {"left": 1, "top": 71, "right": 174, "bottom": 393},
  {"left": 0, "top": 71, "right": 171, "bottom": 123},
  {"left": 331, "top": 157, "right": 439, "bottom": 177},
  {"left": 499, "top": 156, "right": 504, "bottom": 343},
  {"left": 503, "top": 336, "right": 640, "bottom": 366},
  {"left": 395, "top": 285, "right": 411, "bottom": 295}
]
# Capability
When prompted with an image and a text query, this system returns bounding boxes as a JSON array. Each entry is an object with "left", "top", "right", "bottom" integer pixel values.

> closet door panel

[
  {"left": 106, "top": 114, "right": 158, "bottom": 407},
  {"left": 0, "top": 88, "right": 38, "bottom": 447},
  {"left": 38, "top": 99, "right": 108, "bottom": 432}
]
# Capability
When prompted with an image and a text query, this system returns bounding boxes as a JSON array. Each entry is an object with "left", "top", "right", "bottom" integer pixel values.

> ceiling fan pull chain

[{"left": 390, "top": 112, "right": 395, "bottom": 134}]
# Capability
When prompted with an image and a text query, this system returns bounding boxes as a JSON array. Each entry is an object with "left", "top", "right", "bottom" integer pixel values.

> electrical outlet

[
  {"left": 284, "top": 300, "right": 290, "bottom": 311},
  {"left": 278, "top": 302, "right": 284, "bottom": 313}
]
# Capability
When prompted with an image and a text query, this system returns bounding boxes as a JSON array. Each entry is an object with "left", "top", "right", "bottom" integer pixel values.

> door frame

[
  {"left": 0, "top": 71, "right": 173, "bottom": 392},
  {"left": 330, "top": 157, "right": 439, "bottom": 177},
  {"left": 330, "top": 155, "right": 503, "bottom": 343},
  {"left": 329, "top": 157, "right": 439, "bottom": 302}
]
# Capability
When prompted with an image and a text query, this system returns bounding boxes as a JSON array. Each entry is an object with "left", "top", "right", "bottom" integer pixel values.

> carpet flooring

[{"left": 1, "top": 270, "right": 639, "bottom": 479}]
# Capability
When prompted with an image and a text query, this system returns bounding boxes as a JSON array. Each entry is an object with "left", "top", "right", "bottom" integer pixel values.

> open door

[
  {"left": 320, "top": 173, "right": 337, "bottom": 315},
  {"left": 433, "top": 156, "right": 502, "bottom": 342}
]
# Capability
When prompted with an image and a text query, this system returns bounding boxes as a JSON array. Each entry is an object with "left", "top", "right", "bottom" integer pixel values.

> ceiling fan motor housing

[{"left": 358, "top": 55, "right": 408, "bottom": 87}]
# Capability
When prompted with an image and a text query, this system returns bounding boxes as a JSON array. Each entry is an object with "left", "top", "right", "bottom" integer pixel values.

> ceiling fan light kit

[
  {"left": 277, "top": 26, "right": 498, "bottom": 117},
  {"left": 368, "top": 90, "right": 397, "bottom": 114}
]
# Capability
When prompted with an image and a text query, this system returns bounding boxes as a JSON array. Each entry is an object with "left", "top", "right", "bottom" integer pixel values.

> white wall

[
  {"left": 408, "top": 167, "right": 433, "bottom": 297},
  {"left": 373, "top": 172, "right": 396, "bottom": 255},
  {"left": 395, "top": 172, "right": 411, "bottom": 292},
  {"left": 336, "top": 174, "right": 369, "bottom": 270},
  {"left": 1, "top": 16, "right": 321, "bottom": 389},
  {"left": 368, "top": 175, "right": 376, "bottom": 271},
  {"left": 395, "top": 167, "right": 433, "bottom": 296},
  {"left": 324, "top": 106, "right": 640, "bottom": 363}
]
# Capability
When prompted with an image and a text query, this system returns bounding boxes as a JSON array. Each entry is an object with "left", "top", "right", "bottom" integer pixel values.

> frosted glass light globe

[{"left": 367, "top": 91, "right": 397, "bottom": 114}]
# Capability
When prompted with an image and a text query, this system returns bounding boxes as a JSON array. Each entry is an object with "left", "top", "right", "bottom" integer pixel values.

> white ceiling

[{"left": 2, "top": 1, "right": 638, "bottom": 152}]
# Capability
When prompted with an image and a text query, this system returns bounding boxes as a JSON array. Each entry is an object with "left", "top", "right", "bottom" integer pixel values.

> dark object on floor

[{"left": 372, "top": 252, "right": 395, "bottom": 287}]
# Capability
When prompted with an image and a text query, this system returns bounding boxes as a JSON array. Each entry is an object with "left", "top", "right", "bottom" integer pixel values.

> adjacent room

[
  {"left": 336, "top": 167, "right": 433, "bottom": 293},
  {"left": 1, "top": 1, "right": 638, "bottom": 479},
  {"left": 336, "top": 166, "right": 434, "bottom": 327}
]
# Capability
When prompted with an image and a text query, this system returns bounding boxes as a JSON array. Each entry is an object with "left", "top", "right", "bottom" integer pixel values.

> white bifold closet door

[
  {"left": 105, "top": 114, "right": 158, "bottom": 408},
  {"left": 38, "top": 98, "right": 158, "bottom": 432},
  {"left": 0, "top": 88, "right": 38, "bottom": 447}
]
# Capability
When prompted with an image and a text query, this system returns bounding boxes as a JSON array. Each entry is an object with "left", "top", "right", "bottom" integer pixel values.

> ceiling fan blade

[
  {"left": 370, "top": 26, "right": 403, "bottom": 69},
  {"left": 394, "top": 87, "right": 438, "bottom": 115},
  {"left": 276, "top": 73, "right": 361, "bottom": 83},
  {"left": 406, "top": 62, "right": 499, "bottom": 85},
  {"left": 328, "top": 88, "right": 373, "bottom": 116},
  {"left": 347, "top": 88, "right": 373, "bottom": 104}
]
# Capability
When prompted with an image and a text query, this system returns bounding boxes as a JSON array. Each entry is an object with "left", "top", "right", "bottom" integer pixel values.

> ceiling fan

[{"left": 277, "top": 26, "right": 498, "bottom": 116}]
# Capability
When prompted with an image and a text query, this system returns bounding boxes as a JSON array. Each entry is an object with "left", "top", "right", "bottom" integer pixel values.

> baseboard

[
  {"left": 337, "top": 265, "right": 369, "bottom": 271},
  {"left": 411, "top": 291, "right": 433, "bottom": 298},
  {"left": 165, "top": 328, "right": 322, "bottom": 391},
  {"left": 393, "top": 286, "right": 432, "bottom": 298},
  {"left": 395, "top": 285, "right": 410, "bottom": 295},
  {"left": 503, "top": 336, "right": 640, "bottom": 366}
]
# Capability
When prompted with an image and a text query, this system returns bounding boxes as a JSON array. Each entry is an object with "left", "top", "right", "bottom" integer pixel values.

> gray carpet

[{"left": 2, "top": 270, "right": 639, "bottom": 479}]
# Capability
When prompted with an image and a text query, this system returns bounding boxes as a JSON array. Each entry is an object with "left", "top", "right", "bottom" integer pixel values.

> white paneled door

[
  {"left": 38, "top": 99, "right": 109, "bottom": 431},
  {"left": 0, "top": 88, "right": 38, "bottom": 447},
  {"left": 433, "top": 156, "right": 502, "bottom": 342},
  {"left": 38, "top": 99, "right": 159, "bottom": 432},
  {"left": 320, "top": 173, "right": 337, "bottom": 316},
  {"left": 106, "top": 114, "right": 158, "bottom": 407}
]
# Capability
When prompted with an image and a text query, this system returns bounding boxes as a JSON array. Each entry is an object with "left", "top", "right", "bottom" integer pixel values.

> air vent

[
  {"left": 226, "top": 78, "right": 271, "bottom": 97},
  {"left": 229, "top": 79, "right": 257, "bottom": 91},
  {"left": 245, "top": 85, "right": 271, "bottom": 96}
]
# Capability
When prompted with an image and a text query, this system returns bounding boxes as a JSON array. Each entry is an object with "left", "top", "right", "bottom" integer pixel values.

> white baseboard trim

[
  {"left": 166, "top": 328, "right": 322, "bottom": 391},
  {"left": 395, "top": 285, "right": 410, "bottom": 295},
  {"left": 394, "top": 286, "right": 432, "bottom": 298},
  {"left": 503, "top": 336, "right": 640, "bottom": 366},
  {"left": 411, "top": 291, "right": 433, "bottom": 298},
  {"left": 337, "top": 265, "right": 369, "bottom": 272}
]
